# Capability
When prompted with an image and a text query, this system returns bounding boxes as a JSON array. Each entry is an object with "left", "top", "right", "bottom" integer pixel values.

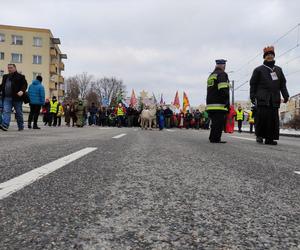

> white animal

[{"left": 140, "top": 106, "right": 157, "bottom": 129}]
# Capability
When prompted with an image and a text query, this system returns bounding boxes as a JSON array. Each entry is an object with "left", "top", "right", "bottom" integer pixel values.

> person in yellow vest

[
  {"left": 114, "top": 102, "right": 126, "bottom": 128},
  {"left": 49, "top": 96, "right": 58, "bottom": 127},
  {"left": 235, "top": 105, "right": 244, "bottom": 133},
  {"left": 247, "top": 108, "right": 255, "bottom": 134},
  {"left": 57, "top": 102, "right": 64, "bottom": 127}
]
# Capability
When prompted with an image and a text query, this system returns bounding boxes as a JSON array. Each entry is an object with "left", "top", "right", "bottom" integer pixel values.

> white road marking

[
  {"left": 99, "top": 127, "right": 113, "bottom": 130},
  {"left": 112, "top": 133, "right": 127, "bottom": 139},
  {"left": 0, "top": 147, "right": 97, "bottom": 200},
  {"left": 230, "top": 136, "right": 256, "bottom": 141},
  {"left": 295, "top": 171, "right": 300, "bottom": 175},
  {"left": 166, "top": 129, "right": 175, "bottom": 132}
]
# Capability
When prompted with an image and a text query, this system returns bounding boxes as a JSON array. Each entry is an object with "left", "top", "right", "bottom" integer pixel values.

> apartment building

[
  {"left": 280, "top": 93, "right": 300, "bottom": 124},
  {"left": 0, "top": 24, "right": 67, "bottom": 100}
]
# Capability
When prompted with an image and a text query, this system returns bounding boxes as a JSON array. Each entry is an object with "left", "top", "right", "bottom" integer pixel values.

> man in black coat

[
  {"left": 0, "top": 64, "right": 28, "bottom": 131},
  {"left": 250, "top": 46, "right": 289, "bottom": 145}
]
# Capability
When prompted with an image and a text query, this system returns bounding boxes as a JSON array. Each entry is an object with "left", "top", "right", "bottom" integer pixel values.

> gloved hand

[
  {"left": 284, "top": 97, "right": 289, "bottom": 103},
  {"left": 250, "top": 98, "right": 256, "bottom": 106}
]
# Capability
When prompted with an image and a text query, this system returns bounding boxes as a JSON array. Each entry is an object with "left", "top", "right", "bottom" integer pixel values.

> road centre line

[
  {"left": 0, "top": 147, "right": 97, "bottom": 200},
  {"left": 230, "top": 136, "right": 256, "bottom": 141},
  {"left": 295, "top": 171, "right": 300, "bottom": 175},
  {"left": 112, "top": 133, "right": 127, "bottom": 139}
]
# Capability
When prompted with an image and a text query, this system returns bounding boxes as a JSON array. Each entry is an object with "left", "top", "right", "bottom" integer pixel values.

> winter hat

[{"left": 263, "top": 46, "right": 275, "bottom": 58}]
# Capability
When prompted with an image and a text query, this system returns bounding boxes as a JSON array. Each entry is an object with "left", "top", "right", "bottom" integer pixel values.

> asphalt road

[{"left": 0, "top": 126, "right": 299, "bottom": 250}]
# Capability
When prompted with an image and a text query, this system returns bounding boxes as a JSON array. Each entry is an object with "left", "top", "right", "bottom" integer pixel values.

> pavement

[{"left": 0, "top": 126, "right": 299, "bottom": 250}]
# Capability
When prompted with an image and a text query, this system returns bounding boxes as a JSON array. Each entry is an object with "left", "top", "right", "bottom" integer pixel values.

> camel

[{"left": 140, "top": 106, "right": 157, "bottom": 129}]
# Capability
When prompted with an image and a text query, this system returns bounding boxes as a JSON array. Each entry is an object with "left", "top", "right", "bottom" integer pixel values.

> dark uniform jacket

[
  {"left": 206, "top": 67, "right": 230, "bottom": 112},
  {"left": 0, "top": 72, "right": 28, "bottom": 101},
  {"left": 250, "top": 64, "right": 289, "bottom": 108}
]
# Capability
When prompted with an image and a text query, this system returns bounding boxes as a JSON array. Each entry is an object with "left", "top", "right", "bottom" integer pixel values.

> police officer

[{"left": 206, "top": 59, "right": 230, "bottom": 143}]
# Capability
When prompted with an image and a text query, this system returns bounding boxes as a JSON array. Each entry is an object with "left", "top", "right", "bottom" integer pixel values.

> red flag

[
  {"left": 183, "top": 92, "right": 190, "bottom": 113},
  {"left": 173, "top": 91, "right": 180, "bottom": 109},
  {"left": 130, "top": 89, "right": 137, "bottom": 107}
]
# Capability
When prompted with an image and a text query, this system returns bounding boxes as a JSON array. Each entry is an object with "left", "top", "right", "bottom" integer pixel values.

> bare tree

[
  {"left": 76, "top": 72, "right": 93, "bottom": 100},
  {"left": 94, "top": 77, "right": 126, "bottom": 106},
  {"left": 86, "top": 90, "right": 100, "bottom": 107},
  {"left": 65, "top": 76, "right": 80, "bottom": 102}
]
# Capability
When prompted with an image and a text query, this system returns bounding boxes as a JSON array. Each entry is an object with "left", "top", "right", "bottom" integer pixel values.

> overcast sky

[{"left": 1, "top": 0, "right": 300, "bottom": 105}]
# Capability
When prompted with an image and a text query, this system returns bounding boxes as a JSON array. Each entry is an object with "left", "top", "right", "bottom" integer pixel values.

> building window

[
  {"left": 33, "top": 55, "right": 42, "bottom": 64},
  {"left": 0, "top": 33, "right": 5, "bottom": 42},
  {"left": 0, "top": 52, "right": 4, "bottom": 60},
  {"left": 33, "top": 37, "right": 42, "bottom": 47},
  {"left": 11, "top": 53, "right": 22, "bottom": 63},
  {"left": 12, "top": 35, "right": 23, "bottom": 45},
  {"left": 33, "top": 72, "right": 42, "bottom": 81}
]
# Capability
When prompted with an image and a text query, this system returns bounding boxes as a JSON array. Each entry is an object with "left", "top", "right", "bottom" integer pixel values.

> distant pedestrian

[
  {"left": 49, "top": 96, "right": 58, "bottom": 126},
  {"left": 247, "top": 108, "right": 255, "bottom": 134},
  {"left": 64, "top": 103, "right": 71, "bottom": 127},
  {"left": 194, "top": 109, "right": 202, "bottom": 130},
  {"left": 250, "top": 46, "right": 289, "bottom": 145},
  {"left": 42, "top": 99, "right": 50, "bottom": 125},
  {"left": 57, "top": 102, "right": 63, "bottom": 126},
  {"left": 235, "top": 105, "right": 244, "bottom": 133},
  {"left": 225, "top": 105, "right": 236, "bottom": 133},
  {"left": 0, "top": 64, "right": 28, "bottom": 131},
  {"left": 157, "top": 106, "right": 165, "bottom": 130},
  {"left": 75, "top": 100, "right": 86, "bottom": 127},
  {"left": 27, "top": 75, "right": 45, "bottom": 129},
  {"left": 115, "top": 103, "right": 126, "bottom": 128}
]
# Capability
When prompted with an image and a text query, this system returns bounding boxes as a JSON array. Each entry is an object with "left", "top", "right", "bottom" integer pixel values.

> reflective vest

[
  {"left": 117, "top": 107, "right": 124, "bottom": 116},
  {"left": 57, "top": 105, "right": 64, "bottom": 117},
  {"left": 50, "top": 100, "right": 58, "bottom": 113},
  {"left": 236, "top": 109, "right": 244, "bottom": 121},
  {"left": 248, "top": 111, "right": 254, "bottom": 124}
]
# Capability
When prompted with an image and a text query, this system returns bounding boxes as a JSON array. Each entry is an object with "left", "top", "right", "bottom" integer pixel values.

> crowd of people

[{"left": 41, "top": 100, "right": 211, "bottom": 130}]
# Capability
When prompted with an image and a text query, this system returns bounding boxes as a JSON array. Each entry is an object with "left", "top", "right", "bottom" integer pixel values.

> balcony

[
  {"left": 59, "top": 76, "right": 64, "bottom": 83},
  {"left": 59, "top": 62, "right": 65, "bottom": 71},
  {"left": 50, "top": 48, "right": 57, "bottom": 57},
  {"left": 51, "top": 37, "right": 61, "bottom": 45},
  {"left": 50, "top": 64, "right": 57, "bottom": 74},
  {"left": 49, "top": 81, "right": 57, "bottom": 90}
]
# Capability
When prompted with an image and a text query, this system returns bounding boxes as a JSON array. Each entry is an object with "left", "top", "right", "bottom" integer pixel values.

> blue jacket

[{"left": 28, "top": 80, "right": 45, "bottom": 105}]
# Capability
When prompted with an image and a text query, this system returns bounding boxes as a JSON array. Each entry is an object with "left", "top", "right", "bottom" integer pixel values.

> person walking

[
  {"left": 0, "top": 64, "right": 28, "bottom": 131},
  {"left": 247, "top": 108, "right": 255, "bottom": 134},
  {"left": 115, "top": 103, "right": 126, "bottom": 128},
  {"left": 42, "top": 98, "right": 50, "bottom": 126},
  {"left": 64, "top": 103, "right": 71, "bottom": 127},
  {"left": 157, "top": 106, "right": 165, "bottom": 130},
  {"left": 194, "top": 109, "right": 202, "bottom": 130},
  {"left": 225, "top": 105, "right": 236, "bottom": 134},
  {"left": 27, "top": 75, "right": 45, "bottom": 129},
  {"left": 164, "top": 106, "right": 173, "bottom": 129},
  {"left": 126, "top": 104, "right": 135, "bottom": 127},
  {"left": 235, "top": 105, "right": 244, "bottom": 133},
  {"left": 88, "top": 102, "right": 98, "bottom": 126},
  {"left": 206, "top": 59, "right": 230, "bottom": 143},
  {"left": 250, "top": 46, "right": 289, "bottom": 145},
  {"left": 75, "top": 100, "right": 86, "bottom": 127},
  {"left": 57, "top": 102, "right": 64, "bottom": 126},
  {"left": 49, "top": 96, "right": 59, "bottom": 126}
]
